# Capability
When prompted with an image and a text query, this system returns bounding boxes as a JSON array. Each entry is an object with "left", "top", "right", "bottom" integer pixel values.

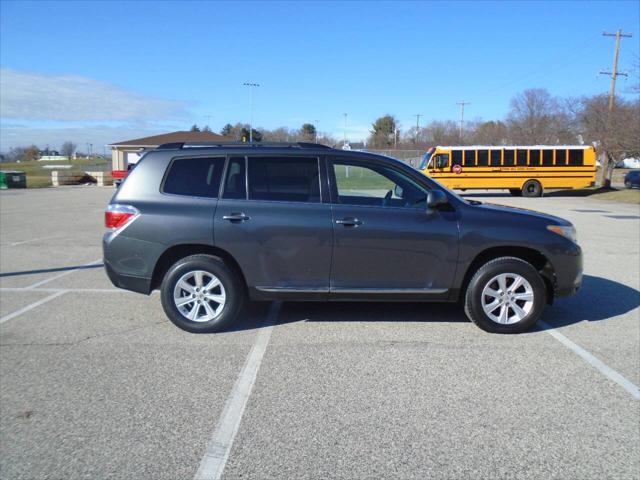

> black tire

[
  {"left": 464, "top": 257, "right": 546, "bottom": 334},
  {"left": 160, "top": 254, "right": 244, "bottom": 333},
  {"left": 509, "top": 188, "right": 522, "bottom": 196},
  {"left": 522, "top": 179, "right": 543, "bottom": 197}
]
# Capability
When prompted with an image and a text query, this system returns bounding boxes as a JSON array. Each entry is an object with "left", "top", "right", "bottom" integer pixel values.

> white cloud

[
  {"left": 0, "top": 69, "right": 188, "bottom": 121},
  {"left": 0, "top": 125, "right": 170, "bottom": 151}
]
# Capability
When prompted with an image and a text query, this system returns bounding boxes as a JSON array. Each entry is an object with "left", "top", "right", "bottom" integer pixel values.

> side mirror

[
  {"left": 427, "top": 190, "right": 448, "bottom": 209},
  {"left": 394, "top": 185, "right": 404, "bottom": 198}
]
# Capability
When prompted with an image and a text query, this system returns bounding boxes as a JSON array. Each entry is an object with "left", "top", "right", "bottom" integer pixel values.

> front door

[
  {"left": 328, "top": 157, "right": 459, "bottom": 298},
  {"left": 214, "top": 155, "right": 332, "bottom": 297}
]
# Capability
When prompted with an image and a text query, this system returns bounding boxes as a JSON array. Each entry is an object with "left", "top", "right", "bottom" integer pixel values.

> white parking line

[
  {"left": 540, "top": 320, "right": 640, "bottom": 400},
  {"left": 0, "top": 291, "right": 66, "bottom": 325},
  {"left": 0, "top": 287, "right": 134, "bottom": 293},
  {"left": 24, "top": 258, "right": 103, "bottom": 289},
  {"left": 194, "top": 301, "right": 282, "bottom": 480},
  {"left": 6, "top": 235, "right": 59, "bottom": 247}
]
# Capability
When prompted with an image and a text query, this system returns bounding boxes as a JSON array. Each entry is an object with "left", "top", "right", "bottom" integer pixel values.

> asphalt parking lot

[{"left": 1, "top": 186, "right": 638, "bottom": 480}]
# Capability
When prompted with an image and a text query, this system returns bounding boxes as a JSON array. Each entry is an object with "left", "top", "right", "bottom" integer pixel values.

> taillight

[{"left": 105, "top": 204, "right": 138, "bottom": 230}]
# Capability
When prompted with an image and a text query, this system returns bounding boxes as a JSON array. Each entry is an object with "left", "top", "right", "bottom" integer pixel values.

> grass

[
  {"left": 0, "top": 158, "right": 109, "bottom": 188},
  {"left": 547, "top": 187, "right": 640, "bottom": 204},
  {"left": 333, "top": 164, "right": 395, "bottom": 190}
]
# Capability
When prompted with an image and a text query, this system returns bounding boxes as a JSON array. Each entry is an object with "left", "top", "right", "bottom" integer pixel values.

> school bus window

[
  {"left": 490, "top": 150, "right": 501, "bottom": 166},
  {"left": 452, "top": 150, "right": 463, "bottom": 166},
  {"left": 464, "top": 150, "right": 476, "bottom": 167},
  {"left": 517, "top": 149, "right": 527, "bottom": 166},
  {"left": 478, "top": 150, "right": 489, "bottom": 166},
  {"left": 504, "top": 150, "right": 515, "bottom": 166},
  {"left": 530, "top": 150, "right": 541, "bottom": 166},
  {"left": 542, "top": 150, "right": 553, "bottom": 166},
  {"left": 569, "top": 149, "right": 584, "bottom": 166},
  {"left": 556, "top": 149, "right": 567, "bottom": 166}
]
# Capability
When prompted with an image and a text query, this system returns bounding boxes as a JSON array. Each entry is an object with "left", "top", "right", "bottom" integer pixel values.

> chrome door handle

[
  {"left": 336, "top": 217, "right": 362, "bottom": 227},
  {"left": 222, "top": 213, "right": 250, "bottom": 222}
]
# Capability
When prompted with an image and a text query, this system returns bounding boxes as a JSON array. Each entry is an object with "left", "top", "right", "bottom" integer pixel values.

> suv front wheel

[
  {"left": 160, "top": 254, "right": 244, "bottom": 333},
  {"left": 464, "top": 257, "right": 546, "bottom": 333}
]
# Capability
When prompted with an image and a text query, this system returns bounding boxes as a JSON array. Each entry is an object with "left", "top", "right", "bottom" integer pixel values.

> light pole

[
  {"left": 243, "top": 82, "right": 260, "bottom": 142},
  {"left": 313, "top": 119, "right": 319, "bottom": 143}
]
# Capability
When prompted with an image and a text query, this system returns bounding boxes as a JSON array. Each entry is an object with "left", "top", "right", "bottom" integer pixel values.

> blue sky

[{"left": 1, "top": 0, "right": 638, "bottom": 151}]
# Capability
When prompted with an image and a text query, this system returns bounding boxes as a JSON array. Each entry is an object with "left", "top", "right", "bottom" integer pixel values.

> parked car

[
  {"left": 624, "top": 170, "right": 640, "bottom": 189},
  {"left": 616, "top": 158, "right": 640, "bottom": 169},
  {"left": 103, "top": 142, "right": 582, "bottom": 334}
]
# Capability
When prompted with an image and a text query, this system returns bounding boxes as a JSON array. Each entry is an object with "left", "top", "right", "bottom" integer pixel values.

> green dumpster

[{"left": 0, "top": 170, "right": 27, "bottom": 188}]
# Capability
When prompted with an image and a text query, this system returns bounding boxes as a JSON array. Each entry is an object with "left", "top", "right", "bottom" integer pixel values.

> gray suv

[{"left": 103, "top": 142, "right": 582, "bottom": 334}]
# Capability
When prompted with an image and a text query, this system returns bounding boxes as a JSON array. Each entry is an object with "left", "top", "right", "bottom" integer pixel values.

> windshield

[{"left": 419, "top": 151, "right": 433, "bottom": 170}]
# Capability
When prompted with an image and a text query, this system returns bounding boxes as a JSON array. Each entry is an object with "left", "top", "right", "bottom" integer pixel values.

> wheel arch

[
  {"left": 150, "top": 244, "right": 248, "bottom": 293},
  {"left": 460, "top": 246, "right": 555, "bottom": 304}
]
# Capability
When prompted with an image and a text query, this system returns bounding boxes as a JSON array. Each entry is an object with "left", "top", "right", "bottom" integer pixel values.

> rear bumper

[{"left": 104, "top": 259, "right": 151, "bottom": 294}]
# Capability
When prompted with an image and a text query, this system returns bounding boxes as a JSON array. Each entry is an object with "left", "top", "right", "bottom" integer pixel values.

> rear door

[
  {"left": 328, "top": 157, "right": 459, "bottom": 299},
  {"left": 214, "top": 155, "right": 332, "bottom": 296}
]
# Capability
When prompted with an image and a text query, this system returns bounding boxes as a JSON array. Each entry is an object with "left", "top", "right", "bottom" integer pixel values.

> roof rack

[{"left": 155, "top": 141, "right": 333, "bottom": 150}]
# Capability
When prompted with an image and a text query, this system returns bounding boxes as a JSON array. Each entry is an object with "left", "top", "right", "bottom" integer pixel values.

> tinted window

[
  {"left": 332, "top": 161, "right": 429, "bottom": 209},
  {"left": 542, "top": 150, "right": 553, "bottom": 166},
  {"left": 556, "top": 149, "right": 567, "bottom": 166},
  {"left": 163, "top": 157, "right": 224, "bottom": 197},
  {"left": 248, "top": 156, "right": 320, "bottom": 203},
  {"left": 568, "top": 149, "right": 584, "bottom": 166},
  {"left": 517, "top": 149, "right": 528, "bottom": 166},
  {"left": 504, "top": 150, "right": 515, "bottom": 166},
  {"left": 452, "top": 150, "right": 463, "bottom": 166},
  {"left": 490, "top": 150, "right": 501, "bottom": 166},
  {"left": 464, "top": 150, "right": 476, "bottom": 167},
  {"left": 530, "top": 150, "right": 541, "bottom": 166},
  {"left": 478, "top": 150, "right": 489, "bottom": 166},
  {"left": 223, "top": 157, "right": 246, "bottom": 199}
]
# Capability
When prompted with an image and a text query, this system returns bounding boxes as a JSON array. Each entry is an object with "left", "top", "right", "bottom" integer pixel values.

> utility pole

[
  {"left": 204, "top": 115, "right": 213, "bottom": 130},
  {"left": 456, "top": 101, "right": 470, "bottom": 143},
  {"left": 599, "top": 29, "right": 632, "bottom": 187},
  {"left": 243, "top": 82, "right": 260, "bottom": 142},
  {"left": 343, "top": 113, "right": 348, "bottom": 147},
  {"left": 413, "top": 114, "right": 422, "bottom": 144},
  {"left": 313, "top": 120, "right": 319, "bottom": 143}
]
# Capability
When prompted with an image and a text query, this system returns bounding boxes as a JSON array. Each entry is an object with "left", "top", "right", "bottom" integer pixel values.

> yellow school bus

[{"left": 419, "top": 145, "right": 597, "bottom": 197}]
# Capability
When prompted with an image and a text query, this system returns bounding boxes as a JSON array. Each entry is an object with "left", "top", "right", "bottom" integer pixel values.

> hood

[{"left": 474, "top": 202, "right": 572, "bottom": 226}]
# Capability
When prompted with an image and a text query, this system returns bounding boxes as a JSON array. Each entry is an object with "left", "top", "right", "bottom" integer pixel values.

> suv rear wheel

[
  {"left": 160, "top": 254, "right": 244, "bottom": 333},
  {"left": 464, "top": 257, "right": 546, "bottom": 333}
]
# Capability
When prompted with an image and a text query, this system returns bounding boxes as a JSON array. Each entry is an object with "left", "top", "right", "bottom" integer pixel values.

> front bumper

[{"left": 551, "top": 242, "right": 583, "bottom": 298}]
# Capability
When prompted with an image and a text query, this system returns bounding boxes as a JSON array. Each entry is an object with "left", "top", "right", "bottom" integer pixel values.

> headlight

[{"left": 547, "top": 225, "right": 577, "bottom": 243}]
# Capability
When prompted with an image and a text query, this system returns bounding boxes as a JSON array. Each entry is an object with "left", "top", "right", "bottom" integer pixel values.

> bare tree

[
  {"left": 506, "top": 88, "right": 575, "bottom": 144},
  {"left": 61, "top": 141, "right": 76, "bottom": 160},
  {"left": 471, "top": 121, "right": 508, "bottom": 145},
  {"left": 578, "top": 94, "right": 640, "bottom": 186}
]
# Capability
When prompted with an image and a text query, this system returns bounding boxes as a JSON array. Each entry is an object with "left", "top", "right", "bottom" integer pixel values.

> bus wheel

[
  {"left": 522, "top": 180, "right": 543, "bottom": 198},
  {"left": 509, "top": 189, "right": 522, "bottom": 196}
]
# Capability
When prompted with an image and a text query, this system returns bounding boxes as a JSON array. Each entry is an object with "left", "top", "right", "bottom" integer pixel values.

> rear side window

[
  {"left": 504, "top": 150, "right": 515, "bottom": 166},
  {"left": 163, "top": 157, "right": 224, "bottom": 198},
  {"left": 556, "top": 149, "right": 567, "bottom": 166},
  {"left": 516, "top": 149, "right": 528, "bottom": 166},
  {"left": 530, "top": 150, "right": 541, "bottom": 166},
  {"left": 490, "top": 150, "right": 501, "bottom": 166},
  {"left": 464, "top": 150, "right": 476, "bottom": 167},
  {"left": 568, "top": 149, "right": 584, "bottom": 166},
  {"left": 477, "top": 150, "right": 489, "bottom": 166},
  {"left": 452, "top": 150, "right": 463, "bottom": 166},
  {"left": 248, "top": 156, "right": 320, "bottom": 203},
  {"left": 223, "top": 157, "right": 247, "bottom": 199}
]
